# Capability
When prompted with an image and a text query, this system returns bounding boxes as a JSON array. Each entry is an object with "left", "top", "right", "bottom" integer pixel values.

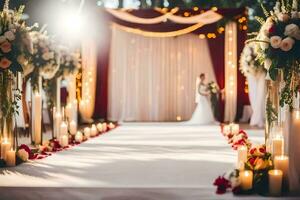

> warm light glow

[
  {"left": 176, "top": 116, "right": 182, "bottom": 121},
  {"left": 295, "top": 110, "right": 300, "bottom": 120},
  {"left": 184, "top": 12, "right": 190, "bottom": 17},
  {"left": 193, "top": 7, "right": 199, "bottom": 11},
  {"left": 269, "top": 169, "right": 283, "bottom": 176},
  {"left": 211, "top": 7, "right": 218, "bottom": 11},
  {"left": 199, "top": 34, "right": 206, "bottom": 39}
]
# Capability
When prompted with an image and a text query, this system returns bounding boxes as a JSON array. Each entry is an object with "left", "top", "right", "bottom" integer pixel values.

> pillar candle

[
  {"left": 69, "top": 120, "right": 77, "bottom": 136},
  {"left": 75, "top": 131, "right": 83, "bottom": 143},
  {"left": 223, "top": 125, "right": 231, "bottom": 135},
  {"left": 5, "top": 149, "right": 16, "bottom": 167},
  {"left": 72, "top": 99, "right": 78, "bottom": 123},
  {"left": 91, "top": 124, "right": 98, "bottom": 137},
  {"left": 60, "top": 135, "right": 68, "bottom": 147},
  {"left": 60, "top": 121, "right": 68, "bottom": 137},
  {"left": 54, "top": 112, "right": 62, "bottom": 138},
  {"left": 97, "top": 123, "right": 103, "bottom": 132},
  {"left": 108, "top": 122, "right": 115, "bottom": 129},
  {"left": 268, "top": 169, "right": 283, "bottom": 196},
  {"left": 272, "top": 135, "right": 284, "bottom": 157},
  {"left": 65, "top": 103, "right": 72, "bottom": 122},
  {"left": 84, "top": 127, "right": 91, "bottom": 138},
  {"left": 33, "top": 91, "right": 42, "bottom": 145},
  {"left": 102, "top": 123, "right": 107, "bottom": 132},
  {"left": 231, "top": 123, "right": 239, "bottom": 134},
  {"left": 274, "top": 155, "right": 289, "bottom": 182},
  {"left": 237, "top": 145, "right": 247, "bottom": 167},
  {"left": 240, "top": 170, "right": 253, "bottom": 190},
  {"left": 1, "top": 140, "right": 11, "bottom": 159}
]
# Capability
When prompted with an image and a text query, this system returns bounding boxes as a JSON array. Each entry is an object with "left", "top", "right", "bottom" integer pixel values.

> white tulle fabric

[
  {"left": 108, "top": 27, "right": 217, "bottom": 122},
  {"left": 106, "top": 9, "right": 222, "bottom": 25},
  {"left": 247, "top": 73, "right": 266, "bottom": 127}
]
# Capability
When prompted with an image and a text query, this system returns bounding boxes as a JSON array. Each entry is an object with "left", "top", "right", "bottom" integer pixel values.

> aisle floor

[{"left": 1, "top": 123, "right": 293, "bottom": 199}]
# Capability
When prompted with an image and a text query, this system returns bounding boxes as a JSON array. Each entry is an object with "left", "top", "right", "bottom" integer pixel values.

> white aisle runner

[{"left": 0, "top": 123, "right": 278, "bottom": 200}]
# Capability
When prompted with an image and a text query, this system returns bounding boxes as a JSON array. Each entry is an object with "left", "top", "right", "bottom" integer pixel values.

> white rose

[
  {"left": 4, "top": 31, "right": 15, "bottom": 41},
  {"left": 48, "top": 52, "right": 54, "bottom": 59},
  {"left": 246, "top": 55, "right": 252, "bottom": 62},
  {"left": 0, "top": 36, "right": 6, "bottom": 44},
  {"left": 284, "top": 24, "right": 300, "bottom": 40},
  {"left": 270, "top": 36, "right": 282, "bottom": 48},
  {"left": 17, "top": 149, "right": 29, "bottom": 162},
  {"left": 280, "top": 37, "right": 295, "bottom": 51},
  {"left": 264, "top": 59, "right": 272, "bottom": 70},
  {"left": 277, "top": 13, "right": 290, "bottom": 22},
  {"left": 42, "top": 52, "right": 50, "bottom": 60},
  {"left": 291, "top": 12, "right": 298, "bottom": 19}
]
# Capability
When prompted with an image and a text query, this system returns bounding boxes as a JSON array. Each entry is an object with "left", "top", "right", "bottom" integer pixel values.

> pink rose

[
  {"left": 277, "top": 13, "right": 290, "bottom": 22},
  {"left": 0, "top": 41, "right": 12, "bottom": 53},
  {"left": 0, "top": 57, "right": 12, "bottom": 69},
  {"left": 280, "top": 37, "right": 295, "bottom": 51},
  {"left": 270, "top": 36, "right": 282, "bottom": 48},
  {"left": 4, "top": 31, "right": 15, "bottom": 41}
]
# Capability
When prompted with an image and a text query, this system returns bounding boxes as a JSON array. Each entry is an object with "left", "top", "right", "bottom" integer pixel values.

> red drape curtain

[{"left": 93, "top": 8, "right": 249, "bottom": 121}]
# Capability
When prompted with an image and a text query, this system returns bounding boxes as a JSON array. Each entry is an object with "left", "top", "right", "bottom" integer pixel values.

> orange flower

[
  {"left": 0, "top": 57, "right": 12, "bottom": 69},
  {"left": 0, "top": 41, "right": 12, "bottom": 53}
]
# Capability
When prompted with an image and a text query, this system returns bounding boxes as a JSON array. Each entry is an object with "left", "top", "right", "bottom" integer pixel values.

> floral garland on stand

[
  {"left": 239, "top": 43, "right": 265, "bottom": 77},
  {"left": 0, "top": 0, "right": 34, "bottom": 167}
]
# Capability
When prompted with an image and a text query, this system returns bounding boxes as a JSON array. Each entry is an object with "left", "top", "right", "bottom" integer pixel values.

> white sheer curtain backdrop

[
  {"left": 80, "top": 39, "right": 97, "bottom": 122},
  {"left": 247, "top": 73, "right": 266, "bottom": 127},
  {"left": 224, "top": 22, "right": 237, "bottom": 122},
  {"left": 108, "top": 27, "right": 217, "bottom": 122}
]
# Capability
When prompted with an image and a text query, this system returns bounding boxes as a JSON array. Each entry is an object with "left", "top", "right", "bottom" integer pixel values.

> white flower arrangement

[
  {"left": 239, "top": 43, "right": 265, "bottom": 77},
  {"left": 250, "top": 0, "right": 300, "bottom": 108},
  {"left": 26, "top": 31, "right": 60, "bottom": 89}
]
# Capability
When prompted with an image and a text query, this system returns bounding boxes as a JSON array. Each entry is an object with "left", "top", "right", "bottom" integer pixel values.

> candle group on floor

[{"left": 222, "top": 122, "right": 290, "bottom": 196}]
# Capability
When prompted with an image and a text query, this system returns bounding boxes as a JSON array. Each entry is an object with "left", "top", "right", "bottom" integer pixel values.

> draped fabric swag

[{"left": 93, "top": 8, "right": 248, "bottom": 122}]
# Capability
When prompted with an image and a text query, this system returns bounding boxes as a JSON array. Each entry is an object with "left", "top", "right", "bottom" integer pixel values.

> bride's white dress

[{"left": 188, "top": 80, "right": 215, "bottom": 125}]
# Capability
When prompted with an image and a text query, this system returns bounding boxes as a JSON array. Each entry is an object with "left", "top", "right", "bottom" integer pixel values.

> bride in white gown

[{"left": 188, "top": 73, "right": 215, "bottom": 125}]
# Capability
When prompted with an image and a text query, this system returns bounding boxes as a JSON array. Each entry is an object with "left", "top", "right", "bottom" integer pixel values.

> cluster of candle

[
  {"left": 269, "top": 127, "right": 289, "bottom": 196},
  {"left": 238, "top": 126, "right": 289, "bottom": 196},
  {"left": 0, "top": 139, "right": 16, "bottom": 167},
  {"left": 223, "top": 123, "right": 239, "bottom": 135}
]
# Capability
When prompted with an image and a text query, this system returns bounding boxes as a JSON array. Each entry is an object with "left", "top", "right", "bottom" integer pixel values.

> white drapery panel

[
  {"left": 247, "top": 73, "right": 266, "bottom": 127},
  {"left": 106, "top": 9, "right": 223, "bottom": 25},
  {"left": 224, "top": 22, "right": 237, "bottom": 122},
  {"left": 108, "top": 26, "right": 217, "bottom": 122},
  {"left": 79, "top": 40, "right": 97, "bottom": 122}
]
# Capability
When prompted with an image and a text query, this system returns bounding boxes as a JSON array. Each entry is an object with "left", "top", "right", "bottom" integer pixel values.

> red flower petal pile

[{"left": 213, "top": 176, "right": 231, "bottom": 194}]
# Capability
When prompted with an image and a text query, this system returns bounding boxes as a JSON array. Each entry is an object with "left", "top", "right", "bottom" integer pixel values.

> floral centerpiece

[
  {"left": 252, "top": 0, "right": 300, "bottom": 109},
  {"left": 43, "top": 46, "right": 81, "bottom": 108},
  {"left": 207, "top": 81, "right": 220, "bottom": 120},
  {"left": 0, "top": 1, "right": 34, "bottom": 144},
  {"left": 25, "top": 30, "right": 60, "bottom": 90},
  {"left": 239, "top": 43, "right": 265, "bottom": 77}
]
